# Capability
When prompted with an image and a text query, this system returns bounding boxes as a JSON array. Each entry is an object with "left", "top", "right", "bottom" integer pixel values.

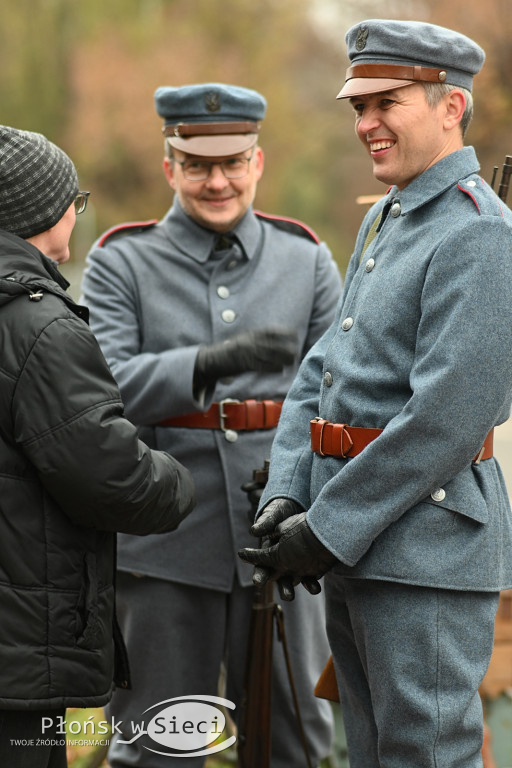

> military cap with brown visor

[
  {"left": 337, "top": 19, "right": 485, "bottom": 99},
  {"left": 154, "top": 82, "right": 267, "bottom": 157}
]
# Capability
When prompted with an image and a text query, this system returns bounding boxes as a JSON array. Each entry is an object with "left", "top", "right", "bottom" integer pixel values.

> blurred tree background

[{"left": 0, "top": 0, "right": 511, "bottom": 287}]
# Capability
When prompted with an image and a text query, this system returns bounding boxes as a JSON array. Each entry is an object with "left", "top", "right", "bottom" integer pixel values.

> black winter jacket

[{"left": 0, "top": 230, "right": 195, "bottom": 710}]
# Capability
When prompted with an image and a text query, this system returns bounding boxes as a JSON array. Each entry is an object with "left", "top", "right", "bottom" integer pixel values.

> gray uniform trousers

[
  {"left": 106, "top": 573, "right": 334, "bottom": 768},
  {"left": 324, "top": 574, "right": 499, "bottom": 768}
]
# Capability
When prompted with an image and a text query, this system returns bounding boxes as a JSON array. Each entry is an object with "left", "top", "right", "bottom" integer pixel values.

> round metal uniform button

[
  {"left": 390, "top": 202, "right": 401, "bottom": 217},
  {"left": 341, "top": 317, "right": 354, "bottom": 331},
  {"left": 466, "top": 180, "right": 476, "bottom": 187},
  {"left": 324, "top": 372, "right": 333, "bottom": 387},
  {"left": 431, "top": 488, "right": 446, "bottom": 502},
  {"left": 365, "top": 258, "right": 375, "bottom": 273},
  {"left": 224, "top": 429, "right": 238, "bottom": 442},
  {"left": 217, "top": 286, "right": 230, "bottom": 299},
  {"left": 221, "top": 309, "right": 236, "bottom": 323}
]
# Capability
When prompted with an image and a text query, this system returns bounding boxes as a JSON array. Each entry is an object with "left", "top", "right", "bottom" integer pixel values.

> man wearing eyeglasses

[
  {"left": 0, "top": 125, "right": 195, "bottom": 767},
  {"left": 81, "top": 83, "right": 341, "bottom": 767}
]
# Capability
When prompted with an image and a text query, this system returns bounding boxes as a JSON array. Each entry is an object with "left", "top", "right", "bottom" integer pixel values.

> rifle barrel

[{"left": 497, "top": 155, "right": 512, "bottom": 204}]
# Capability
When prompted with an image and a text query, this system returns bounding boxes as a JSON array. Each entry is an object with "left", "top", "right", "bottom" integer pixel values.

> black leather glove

[
  {"left": 251, "top": 497, "right": 302, "bottom": 537},
  {"left": 193, "top": 327, "right": 298, "bottom": 391},
  {"left": 239, "top": 512, "right": 338, "bottom": 601},
  {"left": 249, "top": 497, "right": 303, "bottom": 588}
]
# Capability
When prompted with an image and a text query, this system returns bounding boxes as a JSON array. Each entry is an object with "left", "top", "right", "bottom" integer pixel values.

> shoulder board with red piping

[
  {"left": 254, "top": 210, "right": 320, "bottom": 243},
  {"left": 457, "top": 177, "right": 504, "bottom": 217},
  {"left": 98, "top": 219, "right": 158, "bottom": 247}
]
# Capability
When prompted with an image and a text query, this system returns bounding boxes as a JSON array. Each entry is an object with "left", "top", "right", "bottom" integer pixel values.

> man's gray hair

[
  {"left": 422, "top": 83, "right": 474, "bottom": 137},
  {"left": 165, "top": 138, "right": 175, "bottom": 160}
]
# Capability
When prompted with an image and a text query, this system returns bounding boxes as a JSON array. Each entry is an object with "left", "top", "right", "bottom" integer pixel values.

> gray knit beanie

[{"left": 0, "top": 125, "right": 79, "bottom": 239}]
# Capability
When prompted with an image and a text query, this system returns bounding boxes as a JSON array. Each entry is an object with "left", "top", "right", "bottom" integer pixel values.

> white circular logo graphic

[{"left": 117, "top": 695, "right": 236, "bottom": 758}]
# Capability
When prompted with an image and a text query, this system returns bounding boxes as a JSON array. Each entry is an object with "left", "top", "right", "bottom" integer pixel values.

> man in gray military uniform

[
  {"left": 81, "top": 83, "right": 341, "bottom": 766},
  {"left": 240, "top": 20, "right": 512, "bottom": 768}
]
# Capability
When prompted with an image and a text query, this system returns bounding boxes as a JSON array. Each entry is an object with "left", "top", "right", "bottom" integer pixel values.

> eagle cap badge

[
  {"left": 355, "top": 26, "right": 369, "bottom": 51},
  {"left": 205, "top": 92, "right": 221, "bottom": 113}
]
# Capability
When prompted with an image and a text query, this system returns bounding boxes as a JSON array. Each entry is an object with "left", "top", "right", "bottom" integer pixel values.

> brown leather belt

[
  {"left": 310, "top": 418, "right": 494, "bottom": 464},
  {"left": 158, "top": 399, "right": 282, "bottom": 432}
]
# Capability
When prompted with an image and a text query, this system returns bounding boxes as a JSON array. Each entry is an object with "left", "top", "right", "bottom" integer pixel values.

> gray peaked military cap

[
  {"left": 154, "top": 83, "right": 267, "bottom": 157},
  {"left": 337, "top": 19, "right": 485, "bottom": 99}
]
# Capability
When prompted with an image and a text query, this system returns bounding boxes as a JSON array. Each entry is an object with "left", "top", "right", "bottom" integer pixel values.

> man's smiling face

[
  {"left": 163, "top": 146, "right": 264, "bottom": 233},
  {"left": 350, "top": 83, "right": 462, "bottom": 190}
]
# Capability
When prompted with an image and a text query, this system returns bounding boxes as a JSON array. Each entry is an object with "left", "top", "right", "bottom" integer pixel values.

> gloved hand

[
  {"left": 193, "top": 327, "right": 298, "bottom": 391},
  {"left": 238, "top": 512, "right": 338, "bottom": 602},
  {"left": 249, "top": 497, "right": 303, "bottom": 586},
  {"left": 251, "top": 497, "right": 302, "bottom": 537}
]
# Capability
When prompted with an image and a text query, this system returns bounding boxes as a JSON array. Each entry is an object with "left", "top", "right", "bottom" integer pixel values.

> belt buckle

[
  {"left": 312, "top": 418, "right": 354, "bottom": 458},
  {"left": 219, "top": 398, "right": 241, "bottom": 443},
  {"left": 338, "top": 424, "right": 354, "bottom": 459}
]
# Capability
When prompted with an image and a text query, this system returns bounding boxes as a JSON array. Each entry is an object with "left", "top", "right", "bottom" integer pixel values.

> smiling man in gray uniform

[
  {"left": 81, "top": 83, "right": 340, "bottom": 766},
  {"left": 240, "top": 20, "right": 512, "bottom": 768}
]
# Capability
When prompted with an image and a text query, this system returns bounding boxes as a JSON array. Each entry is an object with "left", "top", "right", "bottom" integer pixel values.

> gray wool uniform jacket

[
  {"left": 82, "top": 199, "right": 342, "bottom": 590},
  {"left": 260, "top": 147, "right": 512, "bottom": 592}
]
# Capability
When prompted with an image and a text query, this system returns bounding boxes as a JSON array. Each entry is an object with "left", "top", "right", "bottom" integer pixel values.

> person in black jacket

[{"left": 0, "top": 125, "right": 195, "bottom": 768}]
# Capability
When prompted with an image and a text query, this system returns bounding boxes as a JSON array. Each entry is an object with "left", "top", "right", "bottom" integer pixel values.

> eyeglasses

[
  {"left": 74, "top": 191, "right": 90, "bottom": 215},
  {"left": 173, "top": 148, "right": 255, "bottom": 182}
]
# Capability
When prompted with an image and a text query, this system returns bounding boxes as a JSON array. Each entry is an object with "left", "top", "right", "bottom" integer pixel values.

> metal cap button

[
  {"left": 431, "top": 488, "right": 446, "bottom": 502},
  {"left": 365, "top": 258, "right": 375, "bottom": 273},
  {"left": 466, "top": 180, "right": 476, "bottom": 187},
  {"left": 341, "top": 317, "right": 354, "bottom": 331},
  {"left": 221, "top": 309, "right": 236, "bottom": 323},
  {"left": 390, "top": 201, "right": 401, "bottom": 217},
  {"left": 217, "top": 286, "right": 230, "bottom": 299},
  {"left": 324, "top": 372, "right": 333, "bottom": 387}
]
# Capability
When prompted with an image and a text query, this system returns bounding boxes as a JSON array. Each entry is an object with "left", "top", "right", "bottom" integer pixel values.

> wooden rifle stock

[
  {"left": 237, "top": 461, "right": 273, "bottom": 768},
  {"left": 237, "top": 579, "right": 274, "bottom": 767},
  {"left": 237, "top": 462, "right": 314, "bottom": 767}
]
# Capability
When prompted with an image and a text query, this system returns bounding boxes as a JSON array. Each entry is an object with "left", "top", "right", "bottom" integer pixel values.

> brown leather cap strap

[
  {"left": 158, "top": 399, "right": 282, "bottom": 431},
  {"left": 310, "top": 418, "right": 494, "bottom": 463},
  {"left": 163, "top": 121, "right": 260, "bottom": 138},
  {"left": 346, "top": 63, "right": 448, "bottom": 84}
]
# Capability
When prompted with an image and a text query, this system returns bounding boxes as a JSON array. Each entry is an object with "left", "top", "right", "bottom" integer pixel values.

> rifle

[
  {"left": 237, "top": 462, "right": 273, "bottom": 768},
  {"left": 237, "top": 461, "right": 314, "bottom": 768},
  {"left": 315, "top": 153, "right": 512, "bottom": 708},
  {"left": 490, "top": 154, "right": 512, "bottom": 204}
]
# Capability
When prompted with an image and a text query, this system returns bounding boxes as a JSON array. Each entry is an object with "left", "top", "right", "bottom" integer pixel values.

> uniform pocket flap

[{"left": 423, "top": 464, "right": 488, "bottom": 524}]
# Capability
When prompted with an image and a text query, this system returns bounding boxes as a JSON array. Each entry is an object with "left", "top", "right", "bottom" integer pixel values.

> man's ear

[
  {"left": 254, "top": 146, "right": 264, "bottom": 181},
  {"left": 163, "top": 156, "right": 177, "bottom": 191},
  {"left": 443, "top": 89, "right": 466, "bottom": 132}
]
